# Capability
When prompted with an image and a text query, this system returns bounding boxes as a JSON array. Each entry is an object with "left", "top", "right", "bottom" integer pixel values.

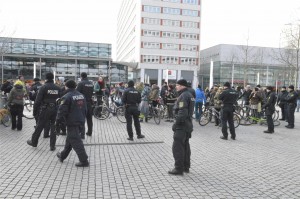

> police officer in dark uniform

[
  {"left": 27, "top": 73, "right": 61, "bottom": 151},
  {"left": 168, "top": 79, "right": 194, "bottom": 175},
  {"left": 263, "top": 86, "right": 277, "bottom": 133},
  {"left": 76, "top": 72, "right": 94, "bottom": 138},
  {"left": 56, "top": 80, "right": 89, "bottom": 167},
  {"left": 277, "top": 86, "right": 288, "bottom": 120},
  {"left": 285, "top": 85, "right": 298, "bottom": 129},
  {"left": 122, "top": 80, "right": 145, "bottom": 141},
  {"left": 219, "top": 82, "right": 238, "bottom": 140}
]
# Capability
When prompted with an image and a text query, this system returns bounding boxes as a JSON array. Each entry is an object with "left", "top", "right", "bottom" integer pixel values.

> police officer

[
  {"left": 76, "top": 72, "right": 94, "bottom": 138},
  {"left": 285, "top": 85, "right": 298, "bottom": 129},
  {"left": 27, "top": 73, "right": 61, "bottom": 151},
  {"left": 277, "top": 86, "right": 288, "bottom": 120},
  {"left": 56, "top": 80, "right": 89, "bottom": 167},
  {"left": 263, "top": 86, "right": 277, "bottom": 133},
  {"left": 122, "top": 80, "right": 145, "bottom": 141},
  {"left": 219, "top": 82, "right": 238, "bottom": 140},
  {"left": 168, "top": 79, "right": 194, "bottom": 175}
]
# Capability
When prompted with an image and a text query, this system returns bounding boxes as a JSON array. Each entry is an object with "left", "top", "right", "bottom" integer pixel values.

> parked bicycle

[
  {"left": 239, "top": 106, "right": 280, "bottom": 126},
  {"left": 0, "top": 104, "right": 11, "bottom": 127},
  {"left": 93, "top": 99, "right": 126, "bottom": 123}
]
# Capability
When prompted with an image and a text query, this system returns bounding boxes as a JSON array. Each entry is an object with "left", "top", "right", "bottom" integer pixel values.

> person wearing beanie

[
  {"left": 277, "top": 86, "right": 288, "bottom": 121},
  {"left": 262, "top": 86, "right": 276, "bottom": 133},
  {"left": 76, "top": 72, "right": 94, "bottom": 138},
  {"left": 14, "top": 75, "right": 27, "bottom": 94},
  {"left": 55, "top": 79, "right": 89, "bottom": 167},
  {"left": 27, "top": 72, "right": 61, "bottom": 151},
  {"left": 285, "top": 85, "right": 298, "bottom": 128},
  {"left": 122, "top": 80, "right": 145, "bottom": 141},
  {"left": 168, "top": 79, "right": 194, "bottom": 175},
  {"left": 219, "top": 81, "right": 238, "bottom": 140}
]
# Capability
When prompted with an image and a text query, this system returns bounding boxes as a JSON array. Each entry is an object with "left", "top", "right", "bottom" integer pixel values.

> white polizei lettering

[
  {"left": 48, "top": 90, "right": 59, "bottom": 94},
  {"left": 72, "top": 95, "right": 85, "bottom": 100},
  {"left": 129, "top": 91, "right": 138, "bottom": 94},
  {"left": 85, "top": 84, "right": 93, "bottom": 87}
]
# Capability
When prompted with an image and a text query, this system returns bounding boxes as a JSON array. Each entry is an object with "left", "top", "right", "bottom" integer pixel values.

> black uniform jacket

[
  {"left": 56, "top": 89, "right": 87, "bottom": 126},
  {"left": 76, "top": 77, "right": 94, "bottom": 103},
  {"left": 33, "top": 80, "right": 61, "bottom": 116},
  {"left": 122, "top": 87, "right": 141, "bottom": 106}
]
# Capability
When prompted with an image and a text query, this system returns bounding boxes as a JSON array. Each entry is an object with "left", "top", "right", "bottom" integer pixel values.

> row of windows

[
  {"left": 143, "top": 18, "right": 199, "bottom": 28},
  {"left": 142, "top": 30, "right": 199, "bottom": 40},
  {"left": 161, "top": 0, "right": 199, "bottom": 5},
  {"left": 143, "top": 5, "right": 199, "bottom": 17},
  {"left": 142, "top": 55, "right": 197, "bottom": 65},
  {"left": 142, "top": 42, "right": 198, "bottom": 51}
]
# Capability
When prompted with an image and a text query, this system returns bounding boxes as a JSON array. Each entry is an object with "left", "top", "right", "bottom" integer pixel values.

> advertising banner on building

[{"left": 163, "top": 69, "right": 176, "bottom": 80}]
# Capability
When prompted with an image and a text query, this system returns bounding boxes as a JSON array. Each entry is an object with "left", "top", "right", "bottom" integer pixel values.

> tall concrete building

[{"left": 117, "top": 0, "right": 201, "bottom": 88}]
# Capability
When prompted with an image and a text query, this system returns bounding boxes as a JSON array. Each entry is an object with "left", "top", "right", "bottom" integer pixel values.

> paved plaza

[{"left": 1, "top": 109, "right": 300, "bottom": 199}]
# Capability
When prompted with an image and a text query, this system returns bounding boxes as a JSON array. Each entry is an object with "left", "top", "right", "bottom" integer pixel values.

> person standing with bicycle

[
  {"left": 122, "top": 80, "right": 145, "bottom": 141},
  {"left": 168, "top": 79, "right": 194, "bottom": 175},
  {"left": 219, "top": 82, "right": 238, "bottom": 140},
  {"left": 262, "top": 86, "right": 277, "bottom": 134},
  {"left": 7, "top": 81, "right": 25, "bottom": 130},
  {"left": 76, "top": 72, "right": 94, "bottom": 138}
]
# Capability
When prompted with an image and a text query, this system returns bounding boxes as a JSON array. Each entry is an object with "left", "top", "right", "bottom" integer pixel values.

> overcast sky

[{"left": 1, "top": 0, "right": 300, "bottom": 59}]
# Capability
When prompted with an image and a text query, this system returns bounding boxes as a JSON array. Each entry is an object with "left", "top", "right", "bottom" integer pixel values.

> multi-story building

[
  {"left": 0, "top": 37, "right": 128, "bottom": 84},
  {"left": 199, "top": 44, "right": 294, "bottom": 89},
  {"left": 117, "top": 0, "right": 201, "bottom": 88}
]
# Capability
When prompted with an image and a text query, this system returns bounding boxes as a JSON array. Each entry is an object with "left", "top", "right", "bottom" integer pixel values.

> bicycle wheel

[
  {"left": 116, "top": 107, "right": 126, "bottom": 123},
  {"left": 93, "top": 106, "right": 110, "bottom": 120},
  {"left": 233, "top": 113, "right": 240, "bottom": 128},
  {"left": 23, "top": 112, "right": 34, "bottom": 119},
  {"left": 2, "top": 113, "right": 11, "bottom": 127},
  {"left": 153, "top": 108, "right": 161, "bottom": 125},
  {"left": 239, "top": 117, "right": 253, "bottom": 125},
  {"left": 199, "top": 111, "right": 211, "bottom": 126},
  {"left": 272, "top": 110, "right": 279, "bottom": 121},
  {"left": 274, "top": 120, "right": 280, "bottom": 126}
]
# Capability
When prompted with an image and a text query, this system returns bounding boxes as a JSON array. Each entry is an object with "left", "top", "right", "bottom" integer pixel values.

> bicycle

[
  {"left": 23, "top": 96, "right": 34, "bottom": 119},
  {"left": 239, "top": 106, "right": 280, "bottom": 126},
  {"left": 145, "top": 103, "right": 161, "bottom": 125},
  {"left": 93, "top": 100, "right": 126, "bottom": 123},
  {"left": 199, "top": 106, "right": 240, "bottom": 128},
  {"left": 0, "top": 104, "right": 11, "bottom": 127}
]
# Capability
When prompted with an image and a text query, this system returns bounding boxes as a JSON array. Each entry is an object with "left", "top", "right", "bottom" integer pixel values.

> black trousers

[
  {"left": 85, "top": 103, "right": 93, "bottom": 135},
  {"left": 172, "top": 126, "right": 191, "bottom": 171},
  {"left": 287, "top": 104, "right": 296, "bottom": 127},
  {"left": 60, "top": 125, "right": 88, "bottom": 163},
  {"left": 10, "top": 104, "right": 24, "bottom": 130},
  {"left": 125, "top": 106, "right": 141, "bottom": 138},
  {"left": 31, "top": 107, "right": 57, "bottom": 148},
  {"left": 266, "top": 114, "right": 274, "bottom": 131},
  {"left": 221, "top": 106, "right": 235, "bottom": 138}
]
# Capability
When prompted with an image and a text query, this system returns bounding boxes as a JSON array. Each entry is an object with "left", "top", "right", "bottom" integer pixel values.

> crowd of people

[{"left": 1, "top": 76, "right": 300, "bottom": 174}]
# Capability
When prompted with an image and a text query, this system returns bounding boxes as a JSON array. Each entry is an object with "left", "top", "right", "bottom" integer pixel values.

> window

[
  {"left": 143, "top": 55, "right": 160, "bottom": 63},
  {"left": 143, "top": 42, "right": 160, "bottom": 49},
  {"left": 144, "top": 18, "right": 160, "bottom": 25},
  {"left": 162, "top": 31, "right": 180, "bottom": 39},
  {"left": 181, "top": 33, "right": 198, "bottom": 40},
  {"left": 144, "top": 6, "right": 161, "bottom": 13},
  {"left": 180, "top": 57, "right": 197, "bottom": 65},
  {"left": 182, "top": 9, "right": 198, "bottom": 17},
  {"left": 143, "top": 30, "right": 160, "bottom": 37},
  {"left": 162, "top": 0, "right": 180, "bottom": 2},
  {"left": 163, "top": 7, "right": 180, "bottom": 15},
  {"left": 182, "top": 21, "right": 198, "bottom": 28},
  {"left": 182, "top": 0, "right": 198, "bottom": 4},
  {"left": 181, "top": 45, "right": 197, "bottom": 51},
  {"left": 162, "top": 19, "right": 180, "bottom": 27},
  {"left": 162, "top": 43, "right": 179, "bottom": 50},
  {"left": 161, "top": 56, "right": 179, "bottom": 64}
]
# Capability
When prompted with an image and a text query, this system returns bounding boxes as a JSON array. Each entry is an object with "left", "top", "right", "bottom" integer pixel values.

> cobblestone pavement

[{"left": 1, "top": 109, "right": 300, "bottom": 199}]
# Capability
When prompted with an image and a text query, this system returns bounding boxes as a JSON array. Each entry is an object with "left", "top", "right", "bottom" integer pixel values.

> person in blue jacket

[{"left": 195, "top": 85, "right": 206, "bottom": 121}]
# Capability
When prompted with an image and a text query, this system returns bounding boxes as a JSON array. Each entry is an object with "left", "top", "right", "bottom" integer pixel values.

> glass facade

[{"left": 0, "top": 37, "right": 128, "bottom": 84}]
